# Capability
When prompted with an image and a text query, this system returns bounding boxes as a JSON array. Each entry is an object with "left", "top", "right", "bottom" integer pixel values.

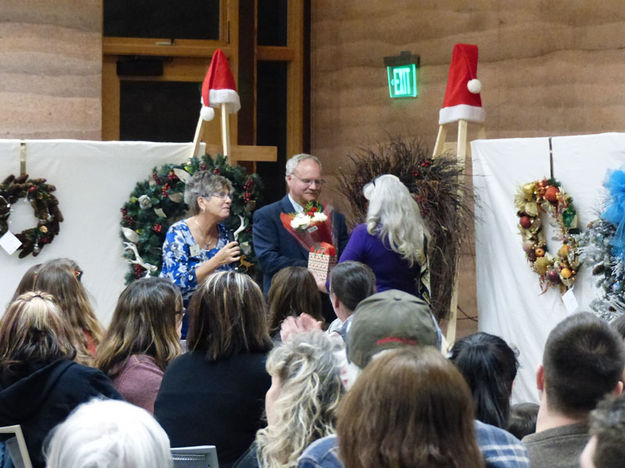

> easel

[
  {"left": 190, "top": 103, "right": 277, "bottom": 166},
  {"left": 432, "top": 119, "right": 485, "bottom": 346}
]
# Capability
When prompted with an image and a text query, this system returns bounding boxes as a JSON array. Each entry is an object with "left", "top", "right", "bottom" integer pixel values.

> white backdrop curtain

[
  {"left": 0, "top": 140, "right": 198, "bottom": 325},
  {"left": 472, "top": 133, "right": 625, "bottom": 404}
]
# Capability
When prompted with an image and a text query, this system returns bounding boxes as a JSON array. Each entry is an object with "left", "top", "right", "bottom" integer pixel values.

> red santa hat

[
  {"left": 200, "top": 49, "right": 241, "bottom": 121},
  {"left": 439, "top": 43, "right": 485, "bottom": 125}
]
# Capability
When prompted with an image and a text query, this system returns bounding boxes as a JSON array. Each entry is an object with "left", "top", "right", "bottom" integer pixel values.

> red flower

[
  {"left": 201, "top": 164, "right": 207, "bottom": 170},
  {"left": 213, "top": 168, "right": 220, "bottom": 175},
  {"left": 153, "top": 224, "right": 162, "bottom": 233}
]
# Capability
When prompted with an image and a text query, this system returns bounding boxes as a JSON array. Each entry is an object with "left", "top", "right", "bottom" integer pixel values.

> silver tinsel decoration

[{"left": 576, "top": 219, "right": 625, "bottom": 321}]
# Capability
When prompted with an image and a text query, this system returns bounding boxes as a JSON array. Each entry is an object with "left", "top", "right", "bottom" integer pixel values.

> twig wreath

[
  {"left": 0, "top": 174, "right": 63, "bottom": 258},
  {"left": 515, "top": 178, "right": 580, "bottom": 293},
  {"left": 119, "top": 153, "right": 263, "bottom": 284}
]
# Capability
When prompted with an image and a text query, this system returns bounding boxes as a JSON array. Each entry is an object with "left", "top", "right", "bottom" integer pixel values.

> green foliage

[{"left": 120, "top": 153, "right": 263, "bottom": 284}]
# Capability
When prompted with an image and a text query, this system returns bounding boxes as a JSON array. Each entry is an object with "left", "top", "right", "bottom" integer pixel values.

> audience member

[
  {"left": 236, "top": 332, "right": 343, "bottom": 467},
  {"left": 0, "top": 292, "right": 121, "bottom": 468},
  {"left": 507, "top": 403, "right": 539, "bottom": 440},
  {"left": 522, "top": 312, "right": 625, "bottom": 468},
  {"left": 96, "top": 277, "right": 183, "bottom": 413},
  {"left": 338, "top": 174, "right": 430, "bottom": 299},
  {"left": 325, "top": 261, "right": 376, "bottom": 337},
  {"left": 154, "top": 271, "right": 272, "bottom": 468},
  {"left": 33, "top": 258, "right": 104, "bottom": 366},
  {"left": 298, "top": 289, "right": 529, "bottom": 468},
  {"left": 268, "top": 266, "right": 323, "bottom": 337},
  {"left": 10, "top": 263, "right": 41, "bottom": 302},
  {"left": 45, "top": 399, "right": 172, "bottom": 468},
  {"left": 580, "top": 394, "right": 625, "bottom": 468},
  {"left": 315, "top": 347, "right": 483, "bottom": 468},
  {"left": 450, "top": 332, "right": 519, "bottom": 428}
]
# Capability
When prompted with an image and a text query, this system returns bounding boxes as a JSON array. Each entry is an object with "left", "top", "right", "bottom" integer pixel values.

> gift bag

[{"left": 307, "top": 242, "right": 337, "bottom": 283}]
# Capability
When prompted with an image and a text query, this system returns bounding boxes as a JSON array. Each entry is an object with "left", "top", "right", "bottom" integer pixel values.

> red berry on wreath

[
  {"left": 520, "top": 215, "right": 532, "bottom": 229},
  {"left": 545, "top": 186, "right": 560, "bottom": 203},
  {"left": 547, "top": 269, "right": 560, "bottom": 283}
]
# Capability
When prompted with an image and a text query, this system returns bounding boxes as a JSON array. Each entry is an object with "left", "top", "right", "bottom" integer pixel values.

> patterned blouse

[{"left": 160, "top": 219, "right": 233, "bottom": 305}]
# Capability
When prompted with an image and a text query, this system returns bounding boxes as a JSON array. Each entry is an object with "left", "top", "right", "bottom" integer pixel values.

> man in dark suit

[{"left": 253, "top": 153, "right": 349, "bottom": 297}]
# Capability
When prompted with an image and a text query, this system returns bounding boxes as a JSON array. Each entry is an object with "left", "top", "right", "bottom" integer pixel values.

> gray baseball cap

[{"left": 347, "top": 289, "right": 438, "bottom": 368}]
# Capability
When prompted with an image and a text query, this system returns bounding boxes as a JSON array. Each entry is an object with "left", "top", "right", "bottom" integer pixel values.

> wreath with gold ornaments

[
  {"left": 515, "top": 178, "right": 580, "bottom": 293},
  {"left": 0, "top": 174, "right": 63, "bottom": 258}
]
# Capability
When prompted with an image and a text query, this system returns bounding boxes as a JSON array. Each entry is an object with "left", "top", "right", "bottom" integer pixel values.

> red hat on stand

[
  {"left": 200, "top": 49, "right": 241, "bottom": 121},
  {"left": 439, "top": 43, "right": 485, "bottom": 125}
]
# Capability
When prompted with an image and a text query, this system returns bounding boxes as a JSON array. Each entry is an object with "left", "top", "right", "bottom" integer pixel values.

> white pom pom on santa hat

[
  {"left": 200, "top": 104, "right": 215, "bottom": 121},
  {"left": 467, "top": 78, "right": 482, "bottom": 94}
]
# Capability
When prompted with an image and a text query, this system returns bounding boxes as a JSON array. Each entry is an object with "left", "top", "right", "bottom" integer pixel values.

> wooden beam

[
  {"left": 103, "top": 37, "right": 232, "bottom": 58},
  {"left": 257, "top": 46, "right": 295, "bottom": 61},
  {"left": 203, "top": 144, "right": 277, "bottom": 162}
]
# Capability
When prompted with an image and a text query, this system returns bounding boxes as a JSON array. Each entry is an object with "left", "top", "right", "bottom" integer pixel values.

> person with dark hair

[
  {"left": 154, "top": 271, "right": 273, "bottom": 468},
  {"left": 326, "top": 260, "right": 376, "bottom": 336},
  {"left": 96, "top": 277, "right": 183, "bottom": 414},
  {"left": 522, "top": 312, "right": 625, "bottom": 468},
  {"left": 507, "top": 403, "right": 539, "bottom": 440},
  {"left": 580, "top": 395, "right": 625, "bottom": 468},
  {"left": 33, "top": 258, "right": 105, "bottom": 366},
  {"left": 0, "top": 292, "right": 121, "bottom": 468},
  {"left": 449, "top": 332, "right": 518, "bottom": 428},
  {"left": 267, "top": 266, "right": 323, "bottom": 337},
  {"left": 160, "top": 171, "right": 240, "bottom": 306},
  {"left": 337, "top": 347, "right": 484, "bottom": 468}
]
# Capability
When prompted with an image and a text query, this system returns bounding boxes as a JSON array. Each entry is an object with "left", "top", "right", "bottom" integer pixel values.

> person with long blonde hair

[
  {"left": 96, "top": 277, "right": 183, "bottom": 413},
  {"left": 33, "top": 258, "right": 104, "bottom": 366},
  {"left": 338, "top": 174, "right": 430, "bottom": 300},
  {"left": 0, "top": 292, "right": 120, "bottom": 468},
  {"left": 236, "top": 331, "right": 343, "bottom": 468}
]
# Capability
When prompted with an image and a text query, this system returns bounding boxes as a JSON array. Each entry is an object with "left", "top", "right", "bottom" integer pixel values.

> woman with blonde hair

[
  {"left": 33, "top": 258, "right": 104, "bottom": 366},
  {"left": 335, "top": 346, "right": 483, "bottom": 468},
  {"left": 0, "top": 292, "right": 120, "bottom": 468},
  {"left": 236, "top": 331, "right": 344, "bottom": 468},
  {"left": 338, "top": 174, "right": 430, "bottom": 300},
  {"left": 96, "top": 277, "right": 183, "bottom": 413},
  {"left": 155, "top": 271, "right": 272, "bottom": 468}
]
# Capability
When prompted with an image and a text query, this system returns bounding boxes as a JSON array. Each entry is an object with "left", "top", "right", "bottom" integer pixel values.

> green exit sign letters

[{"left": 384, "top": 51, "right": 420, "bottom": 99}]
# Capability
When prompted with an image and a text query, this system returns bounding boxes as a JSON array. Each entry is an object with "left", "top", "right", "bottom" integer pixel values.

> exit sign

[
  {"left": 384, "top": 51, "right": 420, "bottom": 99},
  {"left": 387, "top": 64, "right": 417, "bottom": 98}
]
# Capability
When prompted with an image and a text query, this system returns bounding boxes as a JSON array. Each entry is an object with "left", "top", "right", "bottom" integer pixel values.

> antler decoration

[{"left": 123, "top": 241, "right": 157, "bottom": 277}]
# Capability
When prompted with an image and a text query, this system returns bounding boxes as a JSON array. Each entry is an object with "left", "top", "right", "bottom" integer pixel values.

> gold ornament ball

[
  {"left": 558, "top": 245, "right": 569, "bottom": 257},
  {"left": 560, "top": 267, "right": 572, "bottom": 279},
  {"left": 534, "top": 257, "right": 551, "bottom": 276},
  {"left": 535, "top": 247, "right": 545, "bottom": 257},
  {"left": 523, "top": 183, "right": 535, "bottom": 197},
  {"left": 39, "top": 225, "right": 48, "bottom": 233}
]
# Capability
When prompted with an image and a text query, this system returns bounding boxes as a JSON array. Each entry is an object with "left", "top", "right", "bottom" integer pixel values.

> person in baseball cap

[{"left": 346, "top": 289, "right": 442, "bottom": 369}]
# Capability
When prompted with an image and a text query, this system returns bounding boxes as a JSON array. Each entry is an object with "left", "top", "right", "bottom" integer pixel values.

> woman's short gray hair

[
  {"left": 285, "top": 154, "right": 322, "bottom": 176},
  {"left": 184, "top": 171, "right": 233, "bottom": 215}
]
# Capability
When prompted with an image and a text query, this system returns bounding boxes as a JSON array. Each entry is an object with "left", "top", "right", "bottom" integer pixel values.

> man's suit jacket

[{"left": 253, "top": 195, "right": 349, "bottom": 295}]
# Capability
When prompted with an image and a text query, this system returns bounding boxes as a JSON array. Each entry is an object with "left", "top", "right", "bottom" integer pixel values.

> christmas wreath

[
  {"left": 120, "top": 153, "right": 263, "bottom": 283},
  {"left": 0, "top": 174, "right": 63, "bottom": 258},
  {"left": 515, "top": 178, "right": 580, "bottom": 293}
]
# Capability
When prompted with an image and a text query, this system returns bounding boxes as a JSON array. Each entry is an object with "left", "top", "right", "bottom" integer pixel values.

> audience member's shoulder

[
  {"left": 475, "top": 420, "right": 530, "bottom": 468},
  {"left": 297, "top": 435, "right": 343, "bottom": 468}
]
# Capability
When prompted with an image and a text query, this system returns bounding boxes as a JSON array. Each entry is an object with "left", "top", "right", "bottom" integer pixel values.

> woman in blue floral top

[{"left": 160, "top": 171, "right": 240, "bottom": 309}]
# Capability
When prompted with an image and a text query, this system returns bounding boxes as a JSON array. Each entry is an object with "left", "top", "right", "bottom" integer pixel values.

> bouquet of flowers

[{"left": 280, "top": 201, "right": 337, "bottom": 282}]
